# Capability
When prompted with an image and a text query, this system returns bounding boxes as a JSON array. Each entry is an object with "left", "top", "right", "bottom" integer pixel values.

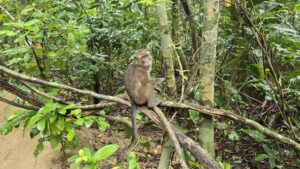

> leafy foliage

[{"left": 68, "top": 144, "right": 119, "bottom": 169}]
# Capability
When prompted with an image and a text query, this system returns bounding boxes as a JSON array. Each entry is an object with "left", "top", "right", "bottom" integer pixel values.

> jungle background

[{"left": 0, "top": 0, "right": 299, "bottom": 168}]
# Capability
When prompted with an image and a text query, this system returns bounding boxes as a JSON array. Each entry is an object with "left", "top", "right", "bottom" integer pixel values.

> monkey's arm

[{"left": 151, "top": 78, "right": 165, "bottom": 87}]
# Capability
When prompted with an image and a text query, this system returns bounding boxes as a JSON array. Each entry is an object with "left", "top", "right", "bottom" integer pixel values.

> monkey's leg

[
  {"left": 147, "top": 84, "right": 162, "bottom": 108},
  {"left": 118, "top": 103, "right": 138, "bottom": 160}
]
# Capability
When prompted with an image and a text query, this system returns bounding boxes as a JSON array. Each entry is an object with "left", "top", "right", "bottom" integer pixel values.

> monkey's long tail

[
  {"left": 129, "top": 103, "right": 138, "bottom": 148},
  {"left": 118, "top": 103, "right": 138, "bottom": 161}
]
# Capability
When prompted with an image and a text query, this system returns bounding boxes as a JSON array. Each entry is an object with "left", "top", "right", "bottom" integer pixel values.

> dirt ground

[{"left": 0, "top": 94, "right": 62, "bottom": 169}]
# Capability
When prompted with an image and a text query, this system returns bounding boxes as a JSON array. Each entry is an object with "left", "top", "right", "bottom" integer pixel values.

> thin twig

[
  {"left": 21, "top": 81, "right": 71, "bottom": 105},
  {"left": 0, "top": 97, "right": 39, "bottom": 110},
  {"left": 172, "top": 45, "right": 185, "bottom": 102}
]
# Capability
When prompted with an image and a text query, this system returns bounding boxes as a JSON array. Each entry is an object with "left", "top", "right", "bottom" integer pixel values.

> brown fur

[
  {"left": 119, "top": 49, "right": 163, "bottom": 160},
  {"left": 124, "top": 49, "right": 163, "bottom": 107}
]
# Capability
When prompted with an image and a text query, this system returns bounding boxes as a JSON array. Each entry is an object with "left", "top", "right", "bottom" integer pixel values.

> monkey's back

[{"left": 124, "top": 62, "right": 149, "bottom": 105}]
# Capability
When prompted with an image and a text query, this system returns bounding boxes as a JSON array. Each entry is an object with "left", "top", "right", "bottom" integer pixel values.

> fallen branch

[
  {"left": 153, "top": 106, "right": 189, "bottom": 169},
  {"left": 139, "top": 107, "right": 221, "bottom": 169}
]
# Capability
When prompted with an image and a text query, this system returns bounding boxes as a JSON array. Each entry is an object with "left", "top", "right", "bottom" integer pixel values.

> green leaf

[
  {"left": 66, "top": 128, "right": 75, "bottom": 141},
  {"left": 97, "top": 121, "right": 110, "bottom": 131},
  {"left": 294, "top": 4, "right": 300, "bottom": 11},
  {"left": 127, "top": 152, "right": 140, "bottom": 169},
  {"left": 1, "top": 46, "right": 29, "bottom": 56},
  {"left": 37, "top": 119, "right": 46, "bottom": 132},
  {"left": 58, "top": 104, "right": 75, "bottom": 115},
  {"left": 228, "top": 131, "right": 240, "bottom": 141},
  {"left": 50, "top": 135, "right": 60, "bottom": 149},
  {"left": 68, "top": 32, "right": 76, "bottom": 47},
  {"left": 93, "top": 144, "right": 119, "bottom": 161},
  {"left": 240, "top": 129, "right": 266, "bottom": 142},
  {"left": 83, "top": 164, "right": 97, "bottom": 169},
  {"left": 188, "top": 109, "right": 199, "bottom": 124},
  {"left": 67, "top": 155, "right": 79, "bottom": 163},
  {"left": 34, "top": 138, "right": 45, "bottom": 157},
  {"left": 83, "top": 147, "right": 92, "bottom": 156},
  {"left": 269, "top": 158, "right": 276, "bottom": 168},
  {"left": 74, "top": 118, "right": 84, "bottom": 126},
  {"left": 70, "top": 109, "right": 82, "bottom": 117},
  {"left": 1, "top": 111, "right": 34, "bottom": 135},
  {"left": 250, "top": 64, "right": 265, "bottom": 79},
  {"left": 49, "top": 114, "right": 58, "bottom": 123},
  {"left": 56, "top": 117, "right": 65, "bottom": 131},
  {"left": 216, "top": 122, "right": 229, "bottom": 130},
  {"left": 84, "top": 119, "right": 94, "bottom": 128},
  {"left": 255, "top": 154, "right": 269, "bottom": 161},
  {"left": 285, "top": 69, "right": 300, "bottom": 82},
  {"left": 39, "top": 103, "right": 57, "bottom": 114},
  {"left": 0, "top": 30, "right": 18, "bottom": 36}
]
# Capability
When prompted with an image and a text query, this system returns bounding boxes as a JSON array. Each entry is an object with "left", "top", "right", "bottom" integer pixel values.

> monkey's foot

[{"left": 147, "top": 99, "right": 162, "bottom": 108}]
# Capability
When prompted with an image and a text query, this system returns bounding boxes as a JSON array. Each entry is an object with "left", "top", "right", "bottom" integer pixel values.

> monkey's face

[
  {"left": 140, "top": 55, "right": 152, "bottom": 67},
  {"left": 136, "top": 50, "right": 153, "bottom": 68}
]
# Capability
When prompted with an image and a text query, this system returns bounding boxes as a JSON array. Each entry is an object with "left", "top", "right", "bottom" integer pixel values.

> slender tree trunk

[
  {"left": 157, "top": 1, "right": 178, "bottom": 168},
  {"left": 198, "top": 0, "right": 220, "bottom": 157},
  {"left": 156, "top": 0, "right": 177, "bottom": 96},
  {"left": 295, "top": 0, "right": 300, "bottom": 32},
  {"left": 172, "top": 0, "right": 189, "bottom": 72},
  {"left": 181, "top": 0, "right": 198, "bottom": 56},
  {"left": 158, "top": 134, "right": 173, "bottom": 169}
]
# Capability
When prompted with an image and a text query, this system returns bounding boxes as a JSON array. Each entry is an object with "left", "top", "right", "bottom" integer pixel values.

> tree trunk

[
  {"left": 157, "top": 1, "right": 179, "bottom": 168},
  {"left": 198, "top": 0, "right": 220, "bottom": 157},
  {"left": 156, "top": 0, "right": 177, "bottom": 96},
  {"left": 172, "top": 0, "right": 189, "bottom": 73},
  {"left": 181, "top": 0, "right": 198, "bottom": 56}
]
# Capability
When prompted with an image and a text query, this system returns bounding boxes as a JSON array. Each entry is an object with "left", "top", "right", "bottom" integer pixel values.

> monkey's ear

[
  {"left": 136, "top": 49, "right": 148, "bottom": 59},
  {"left": 136, "top": 54, "right": 142, "bottom": 59}
]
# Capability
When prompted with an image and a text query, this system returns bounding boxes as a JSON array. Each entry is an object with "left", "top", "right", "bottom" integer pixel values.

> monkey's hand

[{"left": 152, "top": 78, "right": 165, "bottom": 86}]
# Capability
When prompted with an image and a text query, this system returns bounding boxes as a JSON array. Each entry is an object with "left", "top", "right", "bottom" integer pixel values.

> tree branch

[
  {"left": 0, "top": 65, "right": 129, "bottom": 106},
  {"left": 0, "top": 78, "right": 44, "bottom": 107},
  {"left": 0, "top": 64, "right": 299, "bottom": 152},
  {"left": 0, "top": 97, "right": 39, "bottom": 110},
  {"left": 153, "top": 106, "right": 189, "bottom": 169},
  {"left": 21, "top": 81, "right": 71, "bottom": 105}
]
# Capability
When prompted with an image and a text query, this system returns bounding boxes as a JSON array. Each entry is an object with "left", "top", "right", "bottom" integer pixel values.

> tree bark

[
  {"left": 198, "top": 0, "right": 220, "bottom": 157},
  {"left": 156, "top": 0, "right": 177, "bottom": 96}
]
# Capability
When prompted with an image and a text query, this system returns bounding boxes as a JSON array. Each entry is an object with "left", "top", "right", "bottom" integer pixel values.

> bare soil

[{"left": 0, "top": 95, "right": 62, "bottom": 169}]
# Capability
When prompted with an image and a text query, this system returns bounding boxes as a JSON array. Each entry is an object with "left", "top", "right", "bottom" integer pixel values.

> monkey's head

[{"left": 135, "top": 49, "right": 153, "bottom": 68}]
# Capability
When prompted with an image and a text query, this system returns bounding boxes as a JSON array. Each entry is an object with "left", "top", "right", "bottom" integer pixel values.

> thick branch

[
  {"left": 139, "top": 107, "right": 221, "bottom": 169},
  {"left": 0, "top": 78, "right": 44, "bottom": 107},
  {"left": 153, "top": 107, "right": 189, "bottom": 169},
  {"left": 0, "top": 65, "right": 299, "bottom": 152}
]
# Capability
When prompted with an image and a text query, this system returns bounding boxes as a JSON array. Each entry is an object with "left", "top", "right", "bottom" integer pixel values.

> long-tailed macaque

[{"left": 123, "top": 49, "right": 163, "bottom": 155}]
